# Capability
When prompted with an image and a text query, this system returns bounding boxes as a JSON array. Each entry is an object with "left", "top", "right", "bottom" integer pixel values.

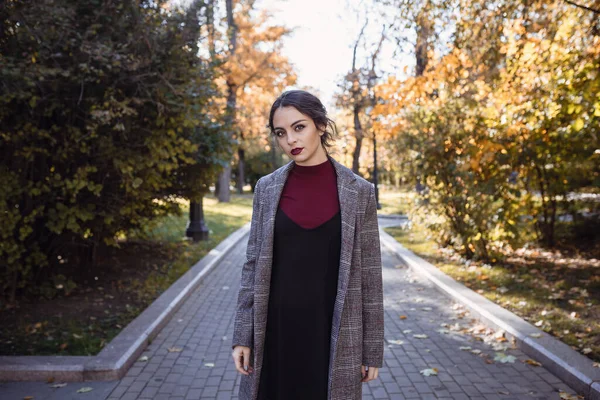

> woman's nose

[{"left": 287, "top": 132, "right": 297, "bottom": 145}]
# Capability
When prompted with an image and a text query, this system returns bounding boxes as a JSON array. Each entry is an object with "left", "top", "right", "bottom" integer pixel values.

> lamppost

[
  {"left": 366, "top": 91, "right": 382, "bottom": 210},
  {"left": 186, "top": 196, "right": 209, "bottom": 241},
  {"left": 372, "top": 130, "right": 382, "bottom": 210}
]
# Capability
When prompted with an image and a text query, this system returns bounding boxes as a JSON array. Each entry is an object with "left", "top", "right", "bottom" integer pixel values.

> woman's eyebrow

[{"left": 274, "top": 119, "right": 307, "bottom": 130}]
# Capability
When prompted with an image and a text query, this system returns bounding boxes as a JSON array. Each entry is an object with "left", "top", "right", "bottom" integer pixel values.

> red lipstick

[{"left": 291, "top": 148, "right": 303, "bottom": 156}]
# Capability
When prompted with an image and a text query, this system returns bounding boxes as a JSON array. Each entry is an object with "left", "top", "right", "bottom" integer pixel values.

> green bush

[{"left": 0, "top": 0, "right": 229, "bottom": 301}]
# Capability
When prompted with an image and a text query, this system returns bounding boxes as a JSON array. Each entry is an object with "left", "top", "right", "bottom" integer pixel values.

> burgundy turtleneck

[{"left": 278, "top": 159, "right": 340, "bottom": 229}]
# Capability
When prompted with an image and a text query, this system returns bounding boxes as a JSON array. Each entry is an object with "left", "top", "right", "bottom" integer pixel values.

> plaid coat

[{"left": 232, "top": 156, "right": 384, "bottom": 400}]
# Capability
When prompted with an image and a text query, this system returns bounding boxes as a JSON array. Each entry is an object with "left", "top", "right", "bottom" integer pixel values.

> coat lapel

[{"left": 327, "top": 157, "right": 358, "bottom": 397}]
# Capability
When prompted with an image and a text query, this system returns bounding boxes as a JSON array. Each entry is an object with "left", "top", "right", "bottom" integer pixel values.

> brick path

[{"left": 0, "top": 220, "right": 578, "bottom": 399}]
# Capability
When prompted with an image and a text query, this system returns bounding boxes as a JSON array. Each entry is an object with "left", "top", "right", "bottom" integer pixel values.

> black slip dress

[{"left": 257, "top": 207, "right": 342, "bottom": 400}]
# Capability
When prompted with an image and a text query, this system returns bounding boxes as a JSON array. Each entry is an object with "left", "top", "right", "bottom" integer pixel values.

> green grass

[
  {"left": 378, "top": 188, "right": 415, "bottom": 216},
  {"left": 385, "top": 221, "right": 600, "bottom": 363},
  {"left": 128, "top": 194, "right": 254, "bottom": 305},
  {"left": 0, "top": 194, "right": 253, "bottom": 356}
]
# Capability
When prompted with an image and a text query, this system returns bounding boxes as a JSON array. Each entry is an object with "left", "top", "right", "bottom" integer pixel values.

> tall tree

[
  {"left": 215, "top": 0, "right": 240, "bottom": 203},
  {"left": 215, "top": 2, "right": 295, "bottom": 199},
  {"left": 0, "top": 0, "right": 226, "bottom": 300}
]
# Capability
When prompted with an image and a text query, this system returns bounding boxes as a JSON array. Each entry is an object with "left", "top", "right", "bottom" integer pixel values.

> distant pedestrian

[{"left": 231, "top": 90, "right": 384, "bottom": 400}]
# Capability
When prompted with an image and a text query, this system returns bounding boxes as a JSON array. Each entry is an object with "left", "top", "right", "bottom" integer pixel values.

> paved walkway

[{"left": 1, "top": 221, "right": 577, "bottom": 399}]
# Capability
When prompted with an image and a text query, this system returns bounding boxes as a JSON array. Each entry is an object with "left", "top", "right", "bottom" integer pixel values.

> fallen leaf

[
  {"left": 492, "top": 343, "right": 508, "bottom": 351},
  {"left": 524, "top": 359, "right": 542, "bottom": 367},
  {"left": 529, "top": 333, "right": 542, "bottom": 338},
  {"left": 559, "top": 391, "right": 580, "bottom": 400},
  {"left": 485, "top": 359, "right": 494, "bottom": 364},
  {"left": 24, "top": 397, "right": 33, "bottom": 400},
  {"left": 167, "top": 347, "right": 183, "bottom": 353},
  {"left": 459, "top": 346, "right": 472, "bottom": 351},
  {"left": 402, "top": 330, "right": 412, "bottom": 334},
  {"left": 50, "top": 383, "right": 67, "bottom": 388},
  {"left": 437, "top": 329, "right": 450, "bottom": 334},
  {"left": 77, "top": 387, "right": 93, "bottom": 393},
  {"left": 204, "top": 363, "right": 215, "bottom": 367},
  {"left": 582, "top": 348, "right": 592, "bottom": 355},
  {"left": 138, "top": 356, "right": 149, "bottom": 362},
  {"left": 420, "top": 368, "right": 438, "bottom": 376},
  {"left": 413, "top": 334, "right": 429, "bottom": 339},
  {"left": 387, "top": 339, "right": 404, "bottom": 345},
  {"left": 471, "top": 349, "right": 482, "bottom": 355},
  {"left": 498, "top": 390, "right": 510, "bottom": 395},
  {"left": 59, "top": 343, "right": 68, "bottom": 350},
  {"left": 593, "top": 362, "right": 599, "bottom": 368},
  {"left": 494, "top": 353, "right": 516, "bottom": 363},
  {"left": 421, "top": 307, "right": 433, "bottom": 311},
  {"left": 399, "top": 315, "right": 407, "bottom": 320}
]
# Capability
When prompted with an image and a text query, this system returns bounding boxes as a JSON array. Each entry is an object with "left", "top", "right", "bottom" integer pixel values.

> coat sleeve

[
  {"left": 232, "top": 178, "right": 263, "bottom": 349},
  {"left": 361, "top": 183, "right": 384, "bottom": 367}
]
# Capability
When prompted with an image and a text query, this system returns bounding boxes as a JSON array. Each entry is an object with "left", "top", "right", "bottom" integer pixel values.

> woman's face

[{"left": 272, "top": 106, "right": 328, "bottom": 166}]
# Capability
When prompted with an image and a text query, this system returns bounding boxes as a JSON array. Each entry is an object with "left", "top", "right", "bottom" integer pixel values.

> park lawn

[
  {"left": 0, "top": 194, "right": 253, "bottom": 356},
  {"left": 385, "top": 222, "right": 600, "bottom": 364},
  {"left": 378, "top": 189, "right": 413, "bottom": 216}
]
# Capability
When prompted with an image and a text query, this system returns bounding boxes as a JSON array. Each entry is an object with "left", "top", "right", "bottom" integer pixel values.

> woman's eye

[
  {"left": 294, "top": 124, "right": 305, "bottom": 131},
  {"left": 275, "top": 131, "right": 285, "bottom": 137}
]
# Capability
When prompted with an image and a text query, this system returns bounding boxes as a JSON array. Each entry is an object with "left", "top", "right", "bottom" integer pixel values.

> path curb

[
  {"left": 379, "top": 227, "right": 600, "bottom": 400},
  {"left": 0, "top": 223, "right": 251, "bottom": 382}
]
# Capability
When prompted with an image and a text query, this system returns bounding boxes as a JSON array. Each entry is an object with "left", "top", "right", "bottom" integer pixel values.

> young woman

[{"left": 231, "top": 90, "right": 384, "bottom": 400}]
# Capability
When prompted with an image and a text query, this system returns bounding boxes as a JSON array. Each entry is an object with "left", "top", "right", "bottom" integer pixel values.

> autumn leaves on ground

[{"left": 1, "top": 0, "right": 598, "bottom": 373}]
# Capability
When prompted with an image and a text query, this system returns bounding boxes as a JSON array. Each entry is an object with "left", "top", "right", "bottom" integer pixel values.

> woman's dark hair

[{"left": 268, "top": 90, "right": 337, "bottom": 150}]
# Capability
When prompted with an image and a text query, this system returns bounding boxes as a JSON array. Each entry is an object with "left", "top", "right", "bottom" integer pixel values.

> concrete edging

[
  {"left": 379, "top": 227, "right": 600, "bottom": 400},
  {"left": 0, "top": 223, "right": 251, "bottom": 382}
]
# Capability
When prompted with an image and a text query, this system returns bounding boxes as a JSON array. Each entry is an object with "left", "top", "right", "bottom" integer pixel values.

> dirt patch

[{"left": 0, "top": 240, "right": 178, "bottom": 356}]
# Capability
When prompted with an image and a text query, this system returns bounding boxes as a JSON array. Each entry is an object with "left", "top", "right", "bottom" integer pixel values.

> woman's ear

[{"left": 317, "top": 124, "right": 326, "bottom": 136}]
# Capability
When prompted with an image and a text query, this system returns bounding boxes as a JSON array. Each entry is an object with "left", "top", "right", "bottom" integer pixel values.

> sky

[
  {"left": 172, "top": 0, "right": 412, "bottom": 110},
  {"left": 256, "top": 0, "right": 408, "bottom": 109}
]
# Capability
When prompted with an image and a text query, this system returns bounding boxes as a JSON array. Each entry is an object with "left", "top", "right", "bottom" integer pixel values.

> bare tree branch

[{"left": 563, "top": 0, "right": 600, "bottom": 14}]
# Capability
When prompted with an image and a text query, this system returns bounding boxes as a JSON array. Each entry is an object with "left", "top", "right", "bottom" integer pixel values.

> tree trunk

[
  {"left": 271, "top": 134, "right": 278, "bottom": 171},
  {"left": 415, "top": 5, "right": 433, "bottom": 77},
  {"left": 217, "top": 165, "right": 231, "bottom": 202},
  {"left": 237, "top": 147, "right": 245, "bottom": 194},
  {"left": 206, "top": 0, "right": 216, "bottom": 59},
  {"left": 352, "top": 130, "right": 362, "bottom": 175},
  {"left": 216, "top": 0, "right": 238, "bottom": 203}
]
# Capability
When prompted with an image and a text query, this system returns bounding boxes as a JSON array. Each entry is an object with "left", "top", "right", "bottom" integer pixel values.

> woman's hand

[
  {"left": 361, "top": 365, "right": 379, "bottom": 382},
  {"left": 232, "top": 345, "right": 253, "bottom": 375}
]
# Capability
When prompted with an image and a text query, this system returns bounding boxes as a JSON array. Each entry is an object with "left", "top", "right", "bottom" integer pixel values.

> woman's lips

[{"left": 291, "top": 148, "right": 303, "bottom": 156}]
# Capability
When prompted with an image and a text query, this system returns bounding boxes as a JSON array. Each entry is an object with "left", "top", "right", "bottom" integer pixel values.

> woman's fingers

[
  {"left": 243, "top": 347, "right": 251, "bottom": 372},
  {"left": 361, "top": 366, "right": 379, "bottom": 382},
  {"left": 370, "top": 367, "right": 378, "bottom": 381},
  {"left": 232, "top": 347, "right": 250, "bottom": 375}
]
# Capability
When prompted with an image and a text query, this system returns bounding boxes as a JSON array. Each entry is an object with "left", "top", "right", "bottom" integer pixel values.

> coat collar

[{"left": 269, "top": 154, "right": 357, "bottom": 190}]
